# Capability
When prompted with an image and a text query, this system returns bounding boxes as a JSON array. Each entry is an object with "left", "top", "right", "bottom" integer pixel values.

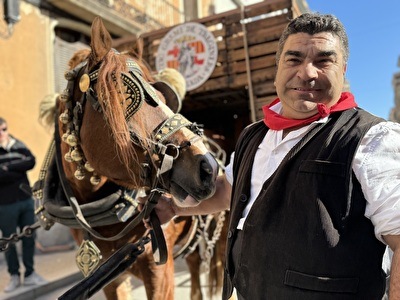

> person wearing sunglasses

[{"left": 0, "top": 117, "right": 46, "bottom": 292}]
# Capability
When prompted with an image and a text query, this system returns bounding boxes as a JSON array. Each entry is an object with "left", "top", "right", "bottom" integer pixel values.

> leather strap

[
  {"left": 58, "top": 238, "right": 150, "bottom": 300},
  {"left": 54, "top": 117, "right": 165, "bottom": 245},
  {"left": 149, "top": 211, "right": 167, "bottom": 265}
]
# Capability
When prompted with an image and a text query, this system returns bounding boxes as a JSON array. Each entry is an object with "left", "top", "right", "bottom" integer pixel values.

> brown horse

[
  {"left": 151, "top": 68, "right": 230, "bottom": 300},
  {"left": 36, "top": 16, "right": 220, "bottom": 299}
]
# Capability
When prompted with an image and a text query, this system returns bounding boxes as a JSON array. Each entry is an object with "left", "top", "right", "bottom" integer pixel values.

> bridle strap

[
  {"left": 54, "top": 114, "right": 167, "bottom": 260},
  {"left": 55, "top": 57, "right": 204, "bottom": 264}
]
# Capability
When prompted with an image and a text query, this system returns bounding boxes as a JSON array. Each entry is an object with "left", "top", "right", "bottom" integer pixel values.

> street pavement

[
  {"left": 0, "top": 248, "right": 218, "bottom": 300},
  {"left": 0, "top": 224, "right": 222, "bottom": 300}
]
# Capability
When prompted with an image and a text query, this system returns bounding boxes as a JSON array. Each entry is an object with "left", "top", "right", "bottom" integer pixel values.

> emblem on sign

[{"left": 156, "top": 22, "right": 218, "bottom": 91}]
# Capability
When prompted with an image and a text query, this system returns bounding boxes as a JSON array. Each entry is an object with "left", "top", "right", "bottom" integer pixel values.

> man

[
  {"left": 152, "top": 12, "right": 400, "bottom": 299},
  {"left": 0, "top": 117, "right": 46, "bottom": 292}
]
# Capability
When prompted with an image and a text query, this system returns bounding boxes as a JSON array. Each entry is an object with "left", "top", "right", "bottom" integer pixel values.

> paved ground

[
  {"left": 0, "top": 247, "right": 80, "bottom": 300},
  {"left": 0, "top": 248, "right": 220, "bottom": 300},
  {"left": 0, "top": 224, "right": 223, "bottom": 300}
]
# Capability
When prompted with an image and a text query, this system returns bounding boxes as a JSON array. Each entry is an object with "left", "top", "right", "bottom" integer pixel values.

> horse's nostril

[
  {"left": 201, "top": 161, "right": 213, "bottom": 175},
  {"left": 200, "top": 154, "right": 218, "bottom": 184}
]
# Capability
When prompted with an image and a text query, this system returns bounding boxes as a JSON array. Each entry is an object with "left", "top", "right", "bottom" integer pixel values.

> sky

[
  {"left": 306, "top": 0, "right": 400, "bottom": 119},
  {"left": 216, "top": 0, "right": 400, "bottom": 119}
]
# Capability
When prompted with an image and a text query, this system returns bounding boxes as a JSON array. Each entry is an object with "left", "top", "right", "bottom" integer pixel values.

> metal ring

[{"left": 164, "top": 144, "right": 180, "bottom": 159}]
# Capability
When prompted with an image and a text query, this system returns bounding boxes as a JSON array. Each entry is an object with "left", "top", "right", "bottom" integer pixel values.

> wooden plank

[
  {"left": 255, "top": 95, "right": 277, "bottom": 108},
  {"left": 224, "top": 0, "right": 292, "bottom": 24},
  {"left": 206, "top": 53, "right": 275, "bottom": 79},
  {"left": 231, "top": 67, "right": 276, "bottom": 88},
  {"left": 228, "top": 40, "right": 279, "bottom": 62},
  {"left": 230, "top": 55, "right": 276, "bottom": 74},
  {"left": 254, "top": 95, "right": 277, "bottom": 120},
  {"left": 254, "top": 81, "right": 277, "bottom": 96},
  {"left": 245, "top": 13, "right": 291, "bottom": 33},
  {"left": 190, "top": 65, "right": 276, "bottom": 93},
  {"left": 140, "top": 0, "right": 291, "bottom": 40},
  {"left": 139, "top": 0, "right": 295, "bottom": 105},
  {"left": 225, "top": 23, "right": 285, "bottom": 50},
  {"left": 223, "top": 12, "right": 290, "bottom": 39}
]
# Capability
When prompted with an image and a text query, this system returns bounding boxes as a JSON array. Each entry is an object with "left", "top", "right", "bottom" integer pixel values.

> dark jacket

[
  {"left": 223, "top": 108, "right": 387, "bottom": 299},
  {"left": 0, "top": 135, "right": 36, "bottom": 205}
]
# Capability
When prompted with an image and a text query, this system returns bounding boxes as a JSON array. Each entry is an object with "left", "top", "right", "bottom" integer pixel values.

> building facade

[{"left": 1, "top": 0, "right": 308, "bottom": 181}]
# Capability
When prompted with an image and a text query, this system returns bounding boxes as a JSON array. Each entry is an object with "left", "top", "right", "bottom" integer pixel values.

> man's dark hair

[
  {"left": 0, "top": 117, "right": 6, "bottom": 126},
  {"left": 276, "top": 12, "right": 349, "bottom": 65}
]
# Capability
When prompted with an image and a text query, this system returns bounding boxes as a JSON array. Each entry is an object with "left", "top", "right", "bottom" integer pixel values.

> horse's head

[{"left": 57, "top": 17, "right": 218, "bottom": 205}]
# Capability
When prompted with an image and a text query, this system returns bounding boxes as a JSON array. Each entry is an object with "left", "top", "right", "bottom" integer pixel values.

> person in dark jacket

[
  {"left": 0, "top": 117, "right": 46, "bottom": 292},
  {"left": 150, "top": 13, "right": 400, "bottom": 299}
]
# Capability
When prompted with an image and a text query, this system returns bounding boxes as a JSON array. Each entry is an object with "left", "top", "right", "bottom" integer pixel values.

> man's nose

[{"left": 298, "top": 63, "right": 318, "bottom": 80}]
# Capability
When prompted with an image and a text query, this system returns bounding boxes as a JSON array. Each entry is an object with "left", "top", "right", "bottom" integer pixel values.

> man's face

[
  {"left": 274, "top": 32, "right": 347, "bottom": 119},
  {"left": 0, "top": 123, "right": 9, "bottom": 145}
]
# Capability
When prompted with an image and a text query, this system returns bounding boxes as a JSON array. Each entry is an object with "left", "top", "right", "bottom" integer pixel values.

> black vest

[{"left": 223, "top": 109, "right": 387, "bottom": 299}]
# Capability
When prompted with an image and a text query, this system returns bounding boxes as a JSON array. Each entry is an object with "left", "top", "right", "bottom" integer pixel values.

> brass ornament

[
  {"left": 59, "top": 89, "right": 70, "bottom": 102},
  {"left": 64, "top": 152, "right": 73, "bottom": 163},
  {"left": 90, "top": 174, "right": 101, "bottom": 186},
  {"left": 71, "top": 149, "right": 83, "bottom": 162},
  {"left": 79, "top": 74, "right": 90, "bottom": 92},
  {"left": 74, "top": 167, "right": 85, "bottom": 180},
  {"left": 76, "top": 240, "right": 102, "bottom": 277},
  {"left": 66, "top": 133, "right": 78, "bottom": 147},
  {"left": 59, "top": 111, "right": 70, "bottom": 124},
  {"left": 84, "top": 161, "right": 94, "bottom": 172},
  {"left": 62, "top": 132, "right": 69, "bottom": 143}
]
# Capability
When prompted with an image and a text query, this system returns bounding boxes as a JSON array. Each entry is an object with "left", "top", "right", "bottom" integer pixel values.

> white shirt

[{"left": 225, "top": 105, "right": 400, "bottom": 244}]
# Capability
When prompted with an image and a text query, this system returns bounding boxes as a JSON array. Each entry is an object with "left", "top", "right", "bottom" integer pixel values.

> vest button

[
  {"left": 227, "top": 230, "right": 233, "bottom": 239},
  {"left": 239, "top": 194, "right": 247, "bottom": 202}
]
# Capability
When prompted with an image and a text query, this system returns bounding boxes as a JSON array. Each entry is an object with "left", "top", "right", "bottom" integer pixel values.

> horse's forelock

[
  {"left": 95, "top": 51, "right": 142, "bottom": 179},
  {"left": 66, "top": 48, "right": 154, "bottom": 183},
  {"left": 68, "top": 49, "right": 91, "bottom": 69}
]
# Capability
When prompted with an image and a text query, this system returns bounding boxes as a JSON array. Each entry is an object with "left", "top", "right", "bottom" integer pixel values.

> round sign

[{"left": 156, "top": 22, "right": 218, "bottom": 91}]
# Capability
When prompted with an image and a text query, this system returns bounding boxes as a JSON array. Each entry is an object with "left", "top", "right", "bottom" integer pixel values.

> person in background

[
  {"left": 0, "top": 117, "right": 46, "bottom": 292},
  {"left": 151, "top": 12, "right": 400, "bottom": 299}
]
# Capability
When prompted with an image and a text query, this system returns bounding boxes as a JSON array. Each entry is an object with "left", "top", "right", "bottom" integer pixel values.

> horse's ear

[{"left": 88, "top": 17, "right": 112, "bottom": 70}]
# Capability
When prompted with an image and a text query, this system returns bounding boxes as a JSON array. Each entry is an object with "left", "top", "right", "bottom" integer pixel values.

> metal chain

[
  {"left": 0, "top": 222, "right": 41, "bottom": 252},
  {"left": 0, "top": 141, "right": 56, "bottom": 252},
  {"left": 200, "top": 211, "right": 226, "bottom": 273}
]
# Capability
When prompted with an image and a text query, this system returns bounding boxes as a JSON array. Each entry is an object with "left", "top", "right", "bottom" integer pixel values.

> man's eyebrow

[
  {"left": 284, "top": 50, "right": 302, "bottom": 57},
  {"left": 318, "top": 50, "right": 337, "bottom": 58},
  {"left": 284, "top": 50, "right": 338, "bottom": 58}
]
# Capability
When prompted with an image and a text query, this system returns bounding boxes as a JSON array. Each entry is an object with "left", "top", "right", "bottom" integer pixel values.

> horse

[
  {"left": 152, "top": 68, "right": 229, "bottom": 300},
  {"left": 34, "top": 16, "right": 219, "bottom": 300}
]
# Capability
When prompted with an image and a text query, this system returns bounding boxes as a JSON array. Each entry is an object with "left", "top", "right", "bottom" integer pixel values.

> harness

[{"left": 30, "top": 54, "right": 205, "bottom": 296}]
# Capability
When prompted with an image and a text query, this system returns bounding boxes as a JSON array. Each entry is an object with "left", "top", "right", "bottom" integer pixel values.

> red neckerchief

[{"left": 262, "top": 92, "right": 358, "bottom": 130}]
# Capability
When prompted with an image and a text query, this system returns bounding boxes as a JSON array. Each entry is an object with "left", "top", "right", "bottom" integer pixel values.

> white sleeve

[
  {"left": 224, "top": 152, "right": 235, "bottom": 185},
  {"left": 353, "top": 121, "right": 400, "bottom": 244}
]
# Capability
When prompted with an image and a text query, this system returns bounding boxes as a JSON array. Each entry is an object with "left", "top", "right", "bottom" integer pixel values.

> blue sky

[
  {"left": 304, "top": 1, "right": 400, "bottom": 119},
  {"left": 216, "top": 1, "right": 400, "bottom": 119}
]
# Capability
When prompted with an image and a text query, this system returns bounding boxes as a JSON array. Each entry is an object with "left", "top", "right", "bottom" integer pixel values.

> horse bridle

[
  {"left": 55, "top": 55, "right": 204, "bottom": 262},
  {"left": 61, "top": 57, "right": 203, "bottom": 183}
]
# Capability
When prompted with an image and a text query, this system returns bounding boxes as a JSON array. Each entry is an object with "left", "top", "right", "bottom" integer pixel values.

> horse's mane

[
  {"left": 94, "top": 47, "right": 157, "bottom": 174},
  {"left": 39, "top": 46, "right": 156, "bottom": 183}
]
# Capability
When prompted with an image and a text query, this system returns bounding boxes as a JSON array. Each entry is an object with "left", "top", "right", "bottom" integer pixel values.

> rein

[
  {"left": 53, "top": 54, "right": 204, "bottom": 267},
  {"left": 34, "top": 53, "right": 207, "bottom": 298}
]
